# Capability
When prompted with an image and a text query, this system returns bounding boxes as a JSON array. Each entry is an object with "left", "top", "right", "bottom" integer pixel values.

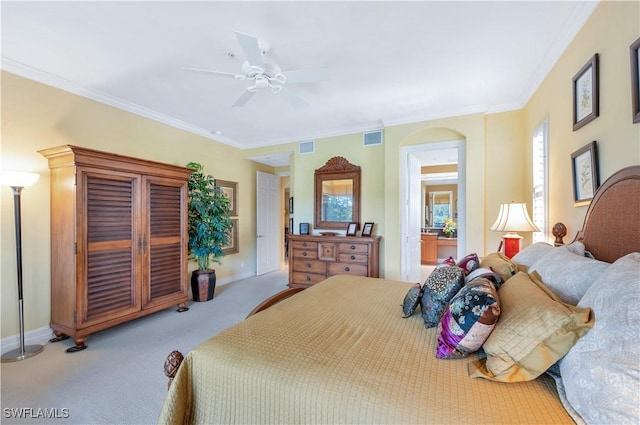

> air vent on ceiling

[
  {"left": 363, "top": 130, "right": 383, "bottom": 146},
  {"left": 299, "top": 140, "right": 315, "bottom": 154}
]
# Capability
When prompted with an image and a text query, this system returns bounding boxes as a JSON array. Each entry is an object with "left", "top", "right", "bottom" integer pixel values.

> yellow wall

[
  {"left": 523, "top": 1, "right": 640, "bottom": 239},
  {"left": 2, "top": 1, "right": 638, "bottom": 340},
  {"left": 1, "top": 71, "right": 272, "bottom": 338}
]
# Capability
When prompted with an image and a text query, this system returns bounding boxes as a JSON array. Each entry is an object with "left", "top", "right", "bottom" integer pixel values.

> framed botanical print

[
  {"left": 571, "top": 141, "right": 599, "bottom": 206},
  {"left": 572, "top": 54, "right": 599, "bottom": 131},
  {"left": 215, "top": 180, "right": 238, "bottom": 216},
  {"left": 631, "top": 37, "right": 640, "bottom": 123},
  {"left": 346, "top": 222, "right": 358, "bottom": 236},
  {"left": 222, "top": 218, "right": 238, "bottom": 255},
  {"left": 361, "top": 222, "right": 374, "bottom": 237}
]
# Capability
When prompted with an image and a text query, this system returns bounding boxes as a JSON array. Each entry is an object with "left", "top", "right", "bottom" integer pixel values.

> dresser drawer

[
  {"left": 292, "top": 241, "right": 318, "bottom": 250},
  {"left": 338, "top": 253, "right": 369, "bottom": 263},
  {"left": 292, "top": 248, "right": 319, "bottom": 260},
  {"left": 339, "top": 243, "right": 369, "bottom": 254},
  {"left": 328, "top": 262, "right": 368, "bottom": 276},
  {"left": 292, "top": 272, "right": 327, "bottom": 286},
  {"left": 292, "top": 259, "right": 327, "bottom": 274}
]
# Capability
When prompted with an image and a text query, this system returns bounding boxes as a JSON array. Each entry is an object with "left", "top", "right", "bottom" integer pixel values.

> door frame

[{"left": 400, "top": 140, "right": 466, "bottom": 280}]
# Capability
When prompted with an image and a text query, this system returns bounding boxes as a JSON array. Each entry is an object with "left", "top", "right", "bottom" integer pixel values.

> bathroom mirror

[{"left": 314, "top": 156, "right": 361, "bottom": 230}]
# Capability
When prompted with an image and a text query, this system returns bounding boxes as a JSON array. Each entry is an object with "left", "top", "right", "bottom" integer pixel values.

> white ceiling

[{"left": 1, "top": 1, "right": 598, "bottom": 158}]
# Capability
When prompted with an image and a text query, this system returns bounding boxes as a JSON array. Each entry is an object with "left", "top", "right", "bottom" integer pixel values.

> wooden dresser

[
  {"left": 40, "top": 145, "right": 190, "bottom": 352},
  {"left": 288, "top": 234, "right": 381, "bottom": 288}
]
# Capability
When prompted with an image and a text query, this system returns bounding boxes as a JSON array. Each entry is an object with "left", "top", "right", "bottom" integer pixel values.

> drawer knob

[
  {"left": 303, "top": 242, "right": 308, "bottom": 247},
  {"left": 306, "top": 263, "right": 312, "bottom": 268},
  {"left": 344, "top": 266, "right": 350, "bottom": 272},
  {"left": 350, "top": 255, "right": 356, "bottom": 260},
  {"left": 350, "top": 245, "right": 356, "bottom": 250},
  {"left": 306, "top": 276, "right": 311, "bottom": 281},
  {"left": 303, "top": 252, "right": 307, "bottom": 257}
]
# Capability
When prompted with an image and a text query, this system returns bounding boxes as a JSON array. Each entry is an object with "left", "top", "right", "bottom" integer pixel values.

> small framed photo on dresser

[
  {"left": 346, "top": 222, "right": 358, "bottom": 236},
  {"left": 299, "top": 222, "right": 310, "bottom": 235},
  {"left": 361, "top": 222, "right": 374, "bottom": 237}
]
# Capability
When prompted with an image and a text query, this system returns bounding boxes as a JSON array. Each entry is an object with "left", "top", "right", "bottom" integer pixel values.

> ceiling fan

[{"left": 183, "top": 31, "right": 330, "bottom": 108}]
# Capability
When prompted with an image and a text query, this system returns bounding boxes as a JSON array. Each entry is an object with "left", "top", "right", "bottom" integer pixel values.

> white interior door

[
  {"left": 401, "top": 152, "right": 422, "bottom": 282},
  {"left": 256, "top": 171, "right": 280, "bottom": 275}
]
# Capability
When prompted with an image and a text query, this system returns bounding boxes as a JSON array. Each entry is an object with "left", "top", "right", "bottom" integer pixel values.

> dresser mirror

[{"left": 314, "top": 156, "right": 361, "bottom": 230}]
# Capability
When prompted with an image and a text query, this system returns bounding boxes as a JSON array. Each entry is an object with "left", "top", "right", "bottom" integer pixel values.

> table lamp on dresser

[{"left": 490, "top": 202, "right": 540, "bottom": 258}]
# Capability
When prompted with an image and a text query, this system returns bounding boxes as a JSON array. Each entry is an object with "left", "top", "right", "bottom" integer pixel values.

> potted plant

[
  {"left": 442, "top": 218, "right": 457, "bottom": 238},
  {"left": 186, "top": 162, "right": 233, "bottom": 301}
]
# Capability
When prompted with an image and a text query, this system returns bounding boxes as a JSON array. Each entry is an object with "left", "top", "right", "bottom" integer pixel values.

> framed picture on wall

[
  {"left": 215, "top": 180, "right": 238, "bottom": 216},
  {"left": 222, "top": 219, "right": 238, "bottom": 255},
  {"left": 571, "top": 141, "right": 599, "bottom": 206},
  {"left": 289, "top": 217, "right": 294, "bottom": 234},
  {"left": 631, "top": 37, "right": 640, "bottom": 123},
  {"left": 572, "top": 54, "right": 599, "bottom": 131},
  {"left": 289, "top": 197, "right": 294, "bottom": 214}
]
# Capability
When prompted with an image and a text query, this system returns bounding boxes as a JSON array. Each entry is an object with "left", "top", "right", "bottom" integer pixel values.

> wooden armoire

[{"left": 40, "top": 145, "right": 190, "bottom": 352}]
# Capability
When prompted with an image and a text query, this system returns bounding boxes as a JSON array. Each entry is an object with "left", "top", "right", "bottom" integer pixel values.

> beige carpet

[{"left": 0, "top": 269, "right": 288, "bottom": 424}]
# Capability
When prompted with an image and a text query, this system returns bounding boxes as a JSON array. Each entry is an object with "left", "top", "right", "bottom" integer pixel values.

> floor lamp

[
  {"left": 1, "top": 171, "right": 44, "bottom": 363},
  {"left": 490, "top": 202, "right": 540, "bottom": 259}
]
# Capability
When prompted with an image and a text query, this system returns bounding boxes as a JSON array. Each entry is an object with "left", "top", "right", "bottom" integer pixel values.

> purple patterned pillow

[
  {"left": 456, "top": 253, "right": 480, "bottom": 275},
  {"left": 436, "top": 278, "right": 500, "bottom": 359}
]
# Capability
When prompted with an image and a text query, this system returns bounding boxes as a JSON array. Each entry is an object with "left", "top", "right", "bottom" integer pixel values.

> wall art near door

[
  {"left": 571, "top": 141, "right": 599, "bottom": 206},
  {"left": 572, "top": 54, "right": 599, "bottom": 131},
  {"left": 215, "top": 180, "right": 238, "bottom": 216}
]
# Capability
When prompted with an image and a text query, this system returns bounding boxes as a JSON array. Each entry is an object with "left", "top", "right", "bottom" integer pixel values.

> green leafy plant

[
  {"left": 186, "top": 162, "right": 232, "bottom": 271},
  {"left": 443, "top": 218, "right": 457, "bottom": 237}
]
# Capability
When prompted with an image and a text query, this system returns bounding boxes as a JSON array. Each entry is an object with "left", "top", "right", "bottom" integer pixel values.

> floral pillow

[
  {"left": 401, "top": 282, "right": 423, "bottom": 318},
  {"left": 436, "top": 278, "right": 500, "bottom": 359},
  {"left": 420, "top": 265, "right": 465, "bottom": 328}
]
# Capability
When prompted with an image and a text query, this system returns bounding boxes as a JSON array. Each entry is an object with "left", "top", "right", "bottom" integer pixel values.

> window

[{"left": 532, "top": 120, "right": 548, "bottom": 243}]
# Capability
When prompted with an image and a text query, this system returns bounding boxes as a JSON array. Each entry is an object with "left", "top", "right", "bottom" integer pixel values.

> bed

[{"left": 159, "top": 165, "right": 639, "bottom": 425}]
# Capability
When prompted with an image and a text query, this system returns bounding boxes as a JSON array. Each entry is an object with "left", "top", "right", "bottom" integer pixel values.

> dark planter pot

[{"left": 191, "top": 269, "right": 216, "bottom": 302}]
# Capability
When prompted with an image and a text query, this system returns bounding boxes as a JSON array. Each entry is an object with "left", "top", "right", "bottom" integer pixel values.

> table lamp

[
  {"left": 490, "top": 202, "right": 540, "bottom": 258},
  {"left": 1, "top": 170, "right": 44, "bottom": 362}
]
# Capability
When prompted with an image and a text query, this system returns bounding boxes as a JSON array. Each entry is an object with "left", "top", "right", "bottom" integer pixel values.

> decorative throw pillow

[
  {"left": 401, "top": 282, "right": 423, "bottom": 318},
  {"left": 464, "top": 267, "right": 504, "bottom": 289},
  {"left": 420, "top": 265, "right": 465, "bottom": 328},
  {"left": 559, "top": 253, "right": 640, "bottom": 425},
  {"left": 529, "top": 245, "right": 610, "bottom": 305},
  {"left": 479, "top": 252, "right": 517, "bottom": 282},
  {"left": 470, "top": 271, "right": 594, "bottom": 382},
  {"left": 435, "top": 256, "right": 456, "bottom": 268},
  {"left": 436, "top": 278, "right": 500, "bottom": 359},
  {"left": 456, "top": 253, "right": 479, "bottom": 275}
]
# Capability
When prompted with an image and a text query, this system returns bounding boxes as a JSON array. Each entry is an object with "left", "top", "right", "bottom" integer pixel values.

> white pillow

[
  {"left": 559, "top": 252, "right": 640, "bottom": 425},
  {"left": 529, "top": 244, "right": 609, "bottom": 304},
  {"left": 513, "top": 241, "right": 585, "bottom": 269}
]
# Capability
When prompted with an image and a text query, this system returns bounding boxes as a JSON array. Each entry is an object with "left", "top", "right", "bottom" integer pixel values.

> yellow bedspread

[{"left": 159, "top": 275, "right": 573, "bottom": 424}]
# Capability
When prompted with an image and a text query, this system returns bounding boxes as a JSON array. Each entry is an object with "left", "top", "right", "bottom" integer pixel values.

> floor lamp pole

[{"left": 1, "top": 185, "right": 44, "bottom": 363}]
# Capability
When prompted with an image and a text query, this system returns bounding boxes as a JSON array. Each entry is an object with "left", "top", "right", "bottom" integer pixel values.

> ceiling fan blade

[
  {"left": 182, "top": 67, "right": 244, "bottom": 79},
  {"left": 280, "top": 88, "right": 309, "bottom": 109},
  {"left": 235, "top": 31, "right": 264, "bottom": 68},
  {"left": 282, "top": 68, "right": 330, "bottom": 84},
  {"left": 231, "top": 89, "right": 256, "bottom": 107}
]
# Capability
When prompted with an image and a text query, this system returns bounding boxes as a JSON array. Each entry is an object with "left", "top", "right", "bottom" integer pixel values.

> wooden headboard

[{"left": 573, "top": 165, "right": 640, "bottom": 263}]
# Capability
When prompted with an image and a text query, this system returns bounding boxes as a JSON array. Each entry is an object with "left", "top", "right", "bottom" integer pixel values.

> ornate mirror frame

[{"left": 314, "top": 156, "right": 361, "bottom": 230}]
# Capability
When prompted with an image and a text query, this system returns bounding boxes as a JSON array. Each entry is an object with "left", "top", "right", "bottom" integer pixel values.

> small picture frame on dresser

[
  {"left": 361, "top": 222, "right": 374, "bottom": 237},
  {"left": 299, "top": 222, "right": 310, "bottom": 235},
  {"left": 346, "top": 222, "right": 358, "bottom": 236}
]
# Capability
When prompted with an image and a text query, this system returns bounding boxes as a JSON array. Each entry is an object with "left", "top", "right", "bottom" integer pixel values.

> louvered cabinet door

[
  {"left": 142, "top": 176, "right": 188, "bottom": 309},
  {"left": 77, "top": 171, "right": 142, "bottom": 328}
]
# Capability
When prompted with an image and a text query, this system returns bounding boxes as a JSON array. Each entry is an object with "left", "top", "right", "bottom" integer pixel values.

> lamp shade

[
  {"left": 1, "top": 171, "right": 39, "bottom": 188},
  {"left": 490, "top": 202, "right": 540, "bottom": 233}
]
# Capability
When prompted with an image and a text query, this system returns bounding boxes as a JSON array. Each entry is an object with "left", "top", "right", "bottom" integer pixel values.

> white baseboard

[
  {"left": 0, "top": 326, "right": 53, "bottom": 352},
  {"left": 1, "top": 271, "right": 258, "bottom": 350}
]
